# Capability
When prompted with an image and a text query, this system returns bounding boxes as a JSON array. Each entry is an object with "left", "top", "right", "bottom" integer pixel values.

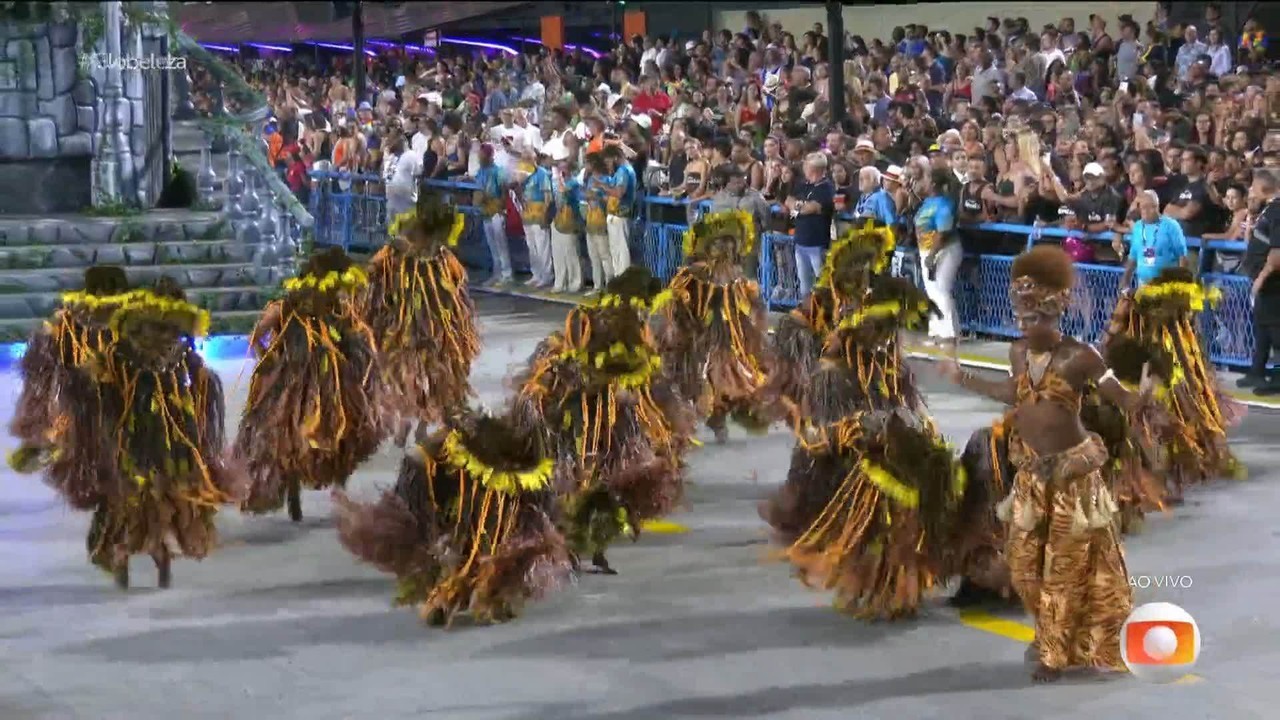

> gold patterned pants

[{"left": 1001, "top": 433, "right": 1133, "bottom": 671}]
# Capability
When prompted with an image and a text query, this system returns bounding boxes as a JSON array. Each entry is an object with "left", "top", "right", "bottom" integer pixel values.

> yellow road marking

[
  {"left": 957, "top": 608, "right": 1036, "bottom": 644},
  {"left": 1174, "top": 673, "right": 1205, "bottom": 684},
  {"left": 640, "top": 519, "right": 690, "bottom": 534}
]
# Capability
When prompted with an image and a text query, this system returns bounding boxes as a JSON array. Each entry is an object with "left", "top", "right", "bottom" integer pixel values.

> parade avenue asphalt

[{"left": 0, "top": 294, "right": 1276, "bottom": 720}]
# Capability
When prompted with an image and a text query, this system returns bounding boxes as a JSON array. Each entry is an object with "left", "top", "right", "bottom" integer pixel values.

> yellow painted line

[
  {"left": 1174, "top": 673, "right": 1205, "bottom": 685},
  {"left": 640, "top": 519, "right": 690, "bottom": 534},
  {"left": 957, "top": 608, "right": 1036, "bottom": 644}
]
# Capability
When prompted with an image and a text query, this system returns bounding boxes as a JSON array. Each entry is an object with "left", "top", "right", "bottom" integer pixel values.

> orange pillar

[
  {"left": 623, "top": 10, "right": 646, "bottom": 39},
  {"left": 541, "top": 16, "right": 565, "bottom": 50}
]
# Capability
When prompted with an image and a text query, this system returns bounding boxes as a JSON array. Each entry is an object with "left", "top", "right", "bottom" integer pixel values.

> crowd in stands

[{"left": 211, "top": 2, "right": 1280, "bottom": 377}]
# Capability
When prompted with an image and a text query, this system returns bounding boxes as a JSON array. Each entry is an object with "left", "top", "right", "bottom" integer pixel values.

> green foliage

[{"left": 82, "top": 202, "right": 142, "bottom": 218}]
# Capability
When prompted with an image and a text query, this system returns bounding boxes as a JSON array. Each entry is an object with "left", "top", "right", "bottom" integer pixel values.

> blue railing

[{"left": 305, "top": 171, "right": 1255, "bottom": 369}]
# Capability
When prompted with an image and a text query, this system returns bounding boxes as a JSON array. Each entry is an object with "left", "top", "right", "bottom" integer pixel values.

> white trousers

[
  {"left": 923, "top": 241, "right": 963, "bottom": 340},
  {"left": 586, "top": 232, "right": 611, "bottom": 289},
  {"left": 523, "top": 224, "right": 552, "bottom": 285},
  {"left": 484, "top": 213, "right": 512, "bottom": 282},
  {"left": 606, "top": 215, "right": 632, "bottom": 275},
  {"left": 550, "top": 227, "right": 583, "bottom": 292}
]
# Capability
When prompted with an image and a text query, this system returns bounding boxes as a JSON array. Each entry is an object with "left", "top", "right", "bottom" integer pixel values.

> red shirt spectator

[{"left": 632, "top": 76, "right": 672, "bottom": 122}]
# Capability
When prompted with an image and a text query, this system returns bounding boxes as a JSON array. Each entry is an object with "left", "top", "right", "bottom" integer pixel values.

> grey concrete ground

[{"left": 0, "top": 294, "right": 1276, "bottom": 720}]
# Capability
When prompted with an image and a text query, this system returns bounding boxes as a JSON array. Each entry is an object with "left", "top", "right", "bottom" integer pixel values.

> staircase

[
  {"left": 0, "top": 211, "right": 280, "bottom": 343},
  {"left": 172, "top": 118, "right": 228, "bottom": 201}
]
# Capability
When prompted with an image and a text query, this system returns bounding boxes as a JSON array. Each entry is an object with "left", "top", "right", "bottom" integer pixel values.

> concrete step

[
  {"left": 0, "top": 263, "right": 279, "bottom": 297},
  {"left": 0, "top": 212, "right": 226, "bottom": 247},
  {"left": 0, "top": 307, "right": 268, "bottom": 344},
  {"left": 0, "top": 284, "right": 279, "bottom": 323},
  {"left": 0, "top": 239, "right": 253, "bottom": 270}
]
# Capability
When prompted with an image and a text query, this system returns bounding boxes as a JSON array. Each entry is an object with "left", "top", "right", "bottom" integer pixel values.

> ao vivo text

[{"left": 1129, "top": 575, "right": 1193, "bottom": 589}]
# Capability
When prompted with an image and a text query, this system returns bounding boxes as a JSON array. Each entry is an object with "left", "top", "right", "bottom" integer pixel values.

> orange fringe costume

[
  {"left": 769, "top": 222, "right": 898, "bottom": 423},
  {"left": 11, "top": 275, "right": 245, "bottom": 589},
  {"left": 363, "top": 195, "right": 480, "bottom": 445},
  {"left": 1102, "top": 267, "right": 1244, "bottom": 501},
  {"left": 511, "top": 266, "right": 695, "bottom": 573},
  {"left": 334, "top": 409, "right": 571, "bottom": 627},
  {"left": 236, "top": 248, "right": 384, "bottom": 522},
  {"left": 998, "top": 271, "right": 1132, "bottom": 674},
  {"left": 763, "top": 274, "right": 960, "bottom": 620},
  {"left": 651, "top": 210, "right": 774, "bottom": 441}
]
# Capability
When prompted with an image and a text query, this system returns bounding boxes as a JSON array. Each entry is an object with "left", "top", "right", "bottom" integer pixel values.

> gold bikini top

[{"left": 1015, "top": 363, "right": 1082, "bottom": 414}]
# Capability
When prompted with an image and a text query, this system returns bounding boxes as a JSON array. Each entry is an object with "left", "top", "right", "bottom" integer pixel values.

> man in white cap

[{"left": 1069, "top": 161, "right": 1123, "bottom": 235}]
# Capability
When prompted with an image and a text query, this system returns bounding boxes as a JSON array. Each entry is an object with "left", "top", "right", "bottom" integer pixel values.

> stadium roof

[{"left": 175, "top": 1, "right": 532, "bottom": 44}]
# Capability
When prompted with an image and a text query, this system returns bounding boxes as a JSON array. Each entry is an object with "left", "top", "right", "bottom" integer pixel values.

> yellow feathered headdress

[
  {"left": 436, "top": 411, "right": 554, "bottom": 495},
  {"left": 817, "top": 221, "right": 897, "bottom": 288},
  {"left": 389, "top": 192, "right": 466, "bottom": 248},
  {"left": 681, "top": 209, "right": 756, "bottom": 260},
  {"left": 1134, "top": 267, "right": 1221, "bottom": 313}
]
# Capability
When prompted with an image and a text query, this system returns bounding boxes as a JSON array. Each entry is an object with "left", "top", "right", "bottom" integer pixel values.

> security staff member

[{"left": 1241, "top": 170, "right": 1280, "bottom": 394}]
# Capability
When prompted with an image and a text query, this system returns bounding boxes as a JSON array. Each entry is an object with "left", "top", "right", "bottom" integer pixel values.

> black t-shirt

[
  {"left": 1168, "top": 176, "right": 1211, "bottom": 238},
  {"left": 791, "top": 178, "right": 835, "bottom": 248},
  {"left": 1242, "top": 200, "right": 1280, "bottom": 291},
  {"left": 1072, "top": 187, "right": 1123, "bottom": 225}
]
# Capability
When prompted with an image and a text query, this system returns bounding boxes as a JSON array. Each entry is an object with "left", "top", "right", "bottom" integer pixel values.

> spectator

[
  {"left": 1175, "top": 26, "right": 1208, "bottom": 81},
  {"left": 1243, "top": 171, "right": 1280, "bottom": 391},
  {"left": 854, "top": 166, "right": 897, "bottom": 226},
  {"left": 1205, "top": 27, "right": 1233, "bottom": 77},
  {"left": 786, "top": 152, "right": 835, "bottom": 298},
  {"left": 1166, "top": 146, "right": 1213, "bottom": 238},
  {"left": 1120, "top": 190, "right": 1189, "bottom": 290},
  {"left": 382, "top": 133, "right": 422, "bottom": 221},
  {"left": 473, "top": 143, "right": 513, "bottom": 287},
  {"left": 916, "top": 167, "right": 961, "bottom": 348}
]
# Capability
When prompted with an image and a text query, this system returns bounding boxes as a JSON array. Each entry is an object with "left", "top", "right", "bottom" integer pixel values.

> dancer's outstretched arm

[{"left": 935, "top": 342, "right": 1020, "bottom": 406}]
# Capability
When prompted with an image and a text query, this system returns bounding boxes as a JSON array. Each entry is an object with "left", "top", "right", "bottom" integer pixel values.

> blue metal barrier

[{"left": 306, "top": 176, "right": 1256, "bottom": 369}]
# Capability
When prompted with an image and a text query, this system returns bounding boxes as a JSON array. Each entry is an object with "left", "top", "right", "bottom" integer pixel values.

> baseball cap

[
  {"left": 632, "top": 113, "right": 652, "bottom": 129},
  {"left": 357, "top": 101, "right": 372, "bottom": 111},
  {"left": 596, "top": 82, "right": 612, "bottom": 94},
  {"left": 1083, "top": 162, "right": 1105, "bottom": 177},
  {"left": 927, "top": 143, "right": 943, "bottom": 154}
]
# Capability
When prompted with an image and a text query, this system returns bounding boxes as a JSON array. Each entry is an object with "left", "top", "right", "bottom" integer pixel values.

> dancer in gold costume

[
  {"left": 938, "top": 245, "right": 1144, "bottom": 681},
  {"left": 1102, "top": 266, "right": 1244, "bottom": 502},
  {"left": 363, "top": 194, "right": 480, "bottom": 446},
  {"left": 334, "top": 407, "right": 571, "bottom": 627},
  {"left": 651, "top": 209, "right": 773, "bottom": 442},
  {"left": 11, "top": 273, "right": 244, "bottom": 589},
  {"left": 511, "top": 266, "right": 694, "bottom": 574},
  {"left": 769, "top": 222, "right": 898, "bottom": 423},
  {"left": 236, "top": 248, "right": 384, "bottom": 521}
]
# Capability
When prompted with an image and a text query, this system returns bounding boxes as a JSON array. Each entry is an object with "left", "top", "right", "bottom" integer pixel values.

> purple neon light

[
  {"left": 366, "top": 39, "right": 436, "bottom": 55},
  {"left": 247, "top": 43, "right": 293, "bottom": 53},
  {"left": 509, "top": 36, "right": 603, "bottom": 59},
  {"left": 306, "top": 41, "right": 376, "bottom": 57},
  {"left": 440, "top": 37, "right": 517, "bottom": 56},
  {"left": 201, "top": 43, "right": 240, "bottom": 53}
]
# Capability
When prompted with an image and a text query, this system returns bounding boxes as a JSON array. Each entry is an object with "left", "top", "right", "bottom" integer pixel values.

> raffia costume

[
  {"left": 236, "top": 248, "right": 384, "bottom": 521},
  {"left": 763, "top": 273, "right": 961, "bottom": 620},
  {"left": 651, "top": 210, "right": 773, "bottom": 440},
  {"left": 999, "top": 271, "right": 1132, "bottom": 673},
  {"left": 363, "top": 195, "right": 480, "bottom": 445},
  {"left": 511, "top": 266, "right": 695, "bottom": 573},
  {"left": 1102, "top": 267, "right": 1243, "bottom": 500},
  {"left": 11, "top": 274, "right": 244, "bottom": 588},
  {"left": 770, "top": 222, "right": 898, "bottom": 423},
  {"left": 334, "top": 409, "right": 571, "bottom": 627}
]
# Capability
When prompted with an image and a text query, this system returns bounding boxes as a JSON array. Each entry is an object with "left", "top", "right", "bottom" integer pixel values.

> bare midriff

[{"left": 1011, "top": 367, "right": 1090, "bottom": 457}]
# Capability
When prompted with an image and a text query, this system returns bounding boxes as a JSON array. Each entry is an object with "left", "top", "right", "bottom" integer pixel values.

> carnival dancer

[
  {"left": 236, "top": 247, "right": 383, "bottom": 522},
  {"left": 938, "top": 245, "right": 1143, "bottom": 682},
  {"left": 769, "top": 222, "right": 897, "bottom": 422},
  {"left": 651, "top": 209, "right": 774, "bottom": 442},
  {"left": 333, "top": 406, "right": 572, "bottom": 627},
  {"left": 762, "top": 272, "right": 960, "bottom": 620},
  {"left": 512, "top": 266, "right": 694, "bottom": 574},
  {"left": 1103, "top": 265, "right": 1244, "bottom": 502},
  {"left": 364, "top": 193, "right": 480, "bottom": 447},
  {"left": 11, "top": 274, "right": 244, "bottom": 589}
]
